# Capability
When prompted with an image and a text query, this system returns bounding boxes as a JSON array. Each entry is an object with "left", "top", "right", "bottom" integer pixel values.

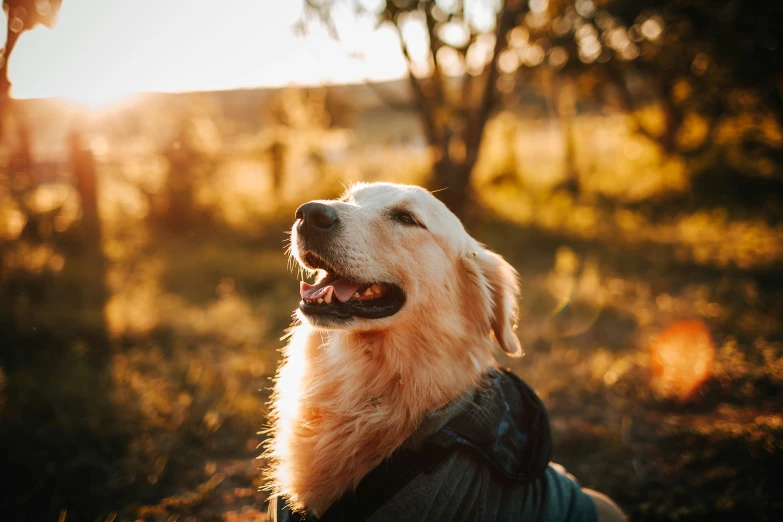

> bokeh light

[
  {"left": 2, "top": 0, "right": 782, "bottom": 520},
  {"left": 650, "top": 320, "right": 716, "bottom": 400}
]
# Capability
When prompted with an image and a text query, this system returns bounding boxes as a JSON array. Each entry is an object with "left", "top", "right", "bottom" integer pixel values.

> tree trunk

[
  {"left": 69, "top": 128, "right": 111, "bottom": 368},
  {"left": 8, "top": 104, "right": 34, "bottom": 189},
  {"left": 163, "top": 135, "right": 198, "bottom": 229},
  {"left": 400, "top": 0, "right": 523, "bottom": 221},
  {"left": 660, "top": 101, "right": 681, "bottom": 154},
  {"left": 430, "top": 152, "right": 475, "bottom": 222},
  {"left": 555, "top": 77, "right": 580, "bottom": 195},
  {"left": 0, "top": 23, "right": 22, "bottom": 138},
  {"left": 70, "top": 130, "right": 102, "bottom": 245}
]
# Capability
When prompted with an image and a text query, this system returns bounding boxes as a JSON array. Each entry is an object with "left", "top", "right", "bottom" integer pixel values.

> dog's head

[{"left": 290, "top": 182, "right": 522, "bottom": 356}]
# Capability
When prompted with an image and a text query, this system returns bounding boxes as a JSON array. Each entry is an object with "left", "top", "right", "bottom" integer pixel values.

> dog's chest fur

[{"left": 267, "top": 326, "right": 492, "bottom": 516}]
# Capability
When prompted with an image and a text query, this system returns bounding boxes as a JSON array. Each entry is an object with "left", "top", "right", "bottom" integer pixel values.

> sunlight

[
  {"left": 61, "top": 89, "right": 137, "bottom": 111},
  {"left": 8, "top": 0, "right": 408, "bottom": 102},
  {"left": 650, "top": 320, "right": 715, "bottom": 400}
]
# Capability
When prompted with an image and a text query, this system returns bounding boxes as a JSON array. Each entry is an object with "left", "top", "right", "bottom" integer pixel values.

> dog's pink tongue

[
  {"left": 300, "top": 277, "right": 363, "bottom": 302},
  {"left": 300, "top": 281, "right": 328, "bottom": 300},
  {"left": 331, "top": 278, "right": 363, "bottom": 302}
]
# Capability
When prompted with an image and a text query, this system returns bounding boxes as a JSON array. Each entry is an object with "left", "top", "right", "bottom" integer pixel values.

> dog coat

[{"left": 270, "top": 368, "right": 598, "bottom": 522}]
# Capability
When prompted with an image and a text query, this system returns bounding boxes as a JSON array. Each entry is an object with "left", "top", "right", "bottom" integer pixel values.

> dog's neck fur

[{"left": 266, "top": 316, "right": 495, "bottom": 516}]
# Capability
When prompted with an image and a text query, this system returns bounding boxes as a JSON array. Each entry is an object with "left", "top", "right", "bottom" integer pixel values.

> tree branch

[
  {"left": 0, "top": 21, "right": 21, "bottom": 95},
  {"left": 395, "top": 21, "right": 440, "bottom": 147},
  {"left": 423, "top": 2, "right": 447, "bottom": 116},
  {"left": 0, "top": 19, "right": 22, "bottom": 134},
  {"left": 465, "top": 0, "right": 522, "bottom": 157}
]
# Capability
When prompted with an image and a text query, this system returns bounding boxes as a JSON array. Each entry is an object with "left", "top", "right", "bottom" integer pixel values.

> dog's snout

[{"left": 296, "top": 202, "right": 338, "bottom": 234}]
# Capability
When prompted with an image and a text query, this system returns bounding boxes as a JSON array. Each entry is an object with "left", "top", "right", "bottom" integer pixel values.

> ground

[{"left": 1, "top": 125, "right": 782, "bottom": 521}]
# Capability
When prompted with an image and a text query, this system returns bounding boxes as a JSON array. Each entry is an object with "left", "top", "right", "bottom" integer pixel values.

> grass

[{"left": 1, "top": 116, "right": 782, "bottom": 520}]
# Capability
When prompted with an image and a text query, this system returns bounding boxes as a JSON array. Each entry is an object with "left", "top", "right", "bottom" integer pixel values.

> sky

[{"left": 5, "top": 0, "right": 410, "bottom": 107}]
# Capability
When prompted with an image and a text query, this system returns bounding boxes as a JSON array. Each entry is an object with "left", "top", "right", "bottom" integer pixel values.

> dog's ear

[{"left": 463, "top": 247, "right": 523, "bottom": 357}]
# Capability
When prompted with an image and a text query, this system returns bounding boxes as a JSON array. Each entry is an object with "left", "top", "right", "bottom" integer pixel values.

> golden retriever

[{"left": 264, "top": 182, "right": 625, "bottom": 521}]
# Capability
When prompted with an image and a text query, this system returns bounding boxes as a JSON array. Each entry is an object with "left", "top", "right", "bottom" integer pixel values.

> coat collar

[{"left": 420, "top": 367, "right": 552, "bottom": 483}]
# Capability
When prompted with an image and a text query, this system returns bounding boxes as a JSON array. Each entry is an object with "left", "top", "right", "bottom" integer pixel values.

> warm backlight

[
  {"left": 7, "top": 0, "right": 407, "bottom": 106},
  {"left": 650, "top": 319, "right": 715, "bottom": 400}
]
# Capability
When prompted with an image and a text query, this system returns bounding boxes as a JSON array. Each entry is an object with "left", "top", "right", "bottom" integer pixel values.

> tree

[
  {"left": 535, "top": 0, "right": 783, "bottom": 205},
  {"left": 1, "top": 0, "right": 63, "bottom": 231},
  {"left": 613, "top": 0, "right": 783, "bottom": 170},
  {"left": 305, "top": 0, "right": 783, "bottom": 212},
  {"left": 258, "top": 87, "right": 347, "bottom": 200},
  {"left": 304, "top": 0, "right": 527, "bottom": 218},
  {"left": 156, "top": 97, "right": 222, "bottom": 229},
  {"left": 1, "top": 1, "right": 63, "bottom": 278},
  {"left": 525, "top": 0, "right": 783, "bottom": 168},
  {"left": 1, "top": 0, "right": 62, "bottom": 123}
]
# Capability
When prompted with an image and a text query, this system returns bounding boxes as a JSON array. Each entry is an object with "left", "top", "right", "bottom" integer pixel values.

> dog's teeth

[
  {"left": 363, "top": 288, "right": 373, "bottom": 296},
  {"left": 324, "top": 287, "right": 333, "bottom": 304},
  {"left": 371, "top": 284, "right": 381, "bottom": 293},
  {"left": 353, "top": 292, "right": 359, "bottom": 298},
  {"left": 317, "top": 298, "right": 324, "bottom": 304}
]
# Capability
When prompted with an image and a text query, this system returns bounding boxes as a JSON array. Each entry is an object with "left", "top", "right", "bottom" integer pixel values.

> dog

[{"left": 265, "top": 182, "right": 625, "bottom": 521}]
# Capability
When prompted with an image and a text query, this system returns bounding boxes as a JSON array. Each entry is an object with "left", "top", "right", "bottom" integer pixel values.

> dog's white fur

[{"left": 264, "top": 182, "right": 523, "bottom": 516}]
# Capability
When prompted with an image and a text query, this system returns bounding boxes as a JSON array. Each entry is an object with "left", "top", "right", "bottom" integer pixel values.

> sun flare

[{"left": 6, "top": 0, "right": 407, "bottom": 106}]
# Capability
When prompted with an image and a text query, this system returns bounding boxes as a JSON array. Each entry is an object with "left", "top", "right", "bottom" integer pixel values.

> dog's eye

[{"left": 391, "top": 210, "right": 419, "bottom": 226}]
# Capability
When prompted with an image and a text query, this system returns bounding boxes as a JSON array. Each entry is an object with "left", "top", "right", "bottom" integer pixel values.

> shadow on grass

[
  {"left": 472, "top": 206, "right": 783, "bottom": 292},
  {"left": 2, "top": 185, "right": 781, "bottom": 521},
  {"left": 471, "top": 203, "right": 783, "bottom": 521},
  {"left": 0, "top": 308, "right": 131, "bottom": 521},
  {"left": 608, "top": 168, "right": 783, "bottom": 225}
]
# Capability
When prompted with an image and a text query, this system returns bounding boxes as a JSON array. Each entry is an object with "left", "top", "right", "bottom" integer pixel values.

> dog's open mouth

[{"left": 298, "top": 251, "right": 405, "bottom": 320}]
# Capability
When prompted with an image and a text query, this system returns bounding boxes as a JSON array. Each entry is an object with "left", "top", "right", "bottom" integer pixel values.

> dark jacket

[{"left": 270, "top": 368, "right": 597, "bottom": 522}]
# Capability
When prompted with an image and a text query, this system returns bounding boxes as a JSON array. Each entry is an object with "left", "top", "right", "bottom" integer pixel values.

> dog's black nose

[{"left": 296, "top": 202, "right": 338, "bottom": 230}]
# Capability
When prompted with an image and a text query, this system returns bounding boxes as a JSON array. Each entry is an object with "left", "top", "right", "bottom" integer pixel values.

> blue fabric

[
  {"left": 271, "top": 368, "right": 598, "bottom": 522},
  {"left": 272, "top": 455, "right": 598, "bottom": 522},
  {"left": 424, "top": 368, "right": 552, "bottom": 483},
  {"left": 363, "top": 453, "right": 598, "bottom": 522}
]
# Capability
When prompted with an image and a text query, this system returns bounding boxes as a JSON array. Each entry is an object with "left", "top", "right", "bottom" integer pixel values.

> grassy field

[{"left": 1, "top": 109, "right": 782, "bottom": 521}]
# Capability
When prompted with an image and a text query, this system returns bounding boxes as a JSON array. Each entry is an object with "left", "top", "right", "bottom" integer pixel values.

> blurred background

[{"left": 1, "top": 0, "right": 782, "bottom": 520}]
